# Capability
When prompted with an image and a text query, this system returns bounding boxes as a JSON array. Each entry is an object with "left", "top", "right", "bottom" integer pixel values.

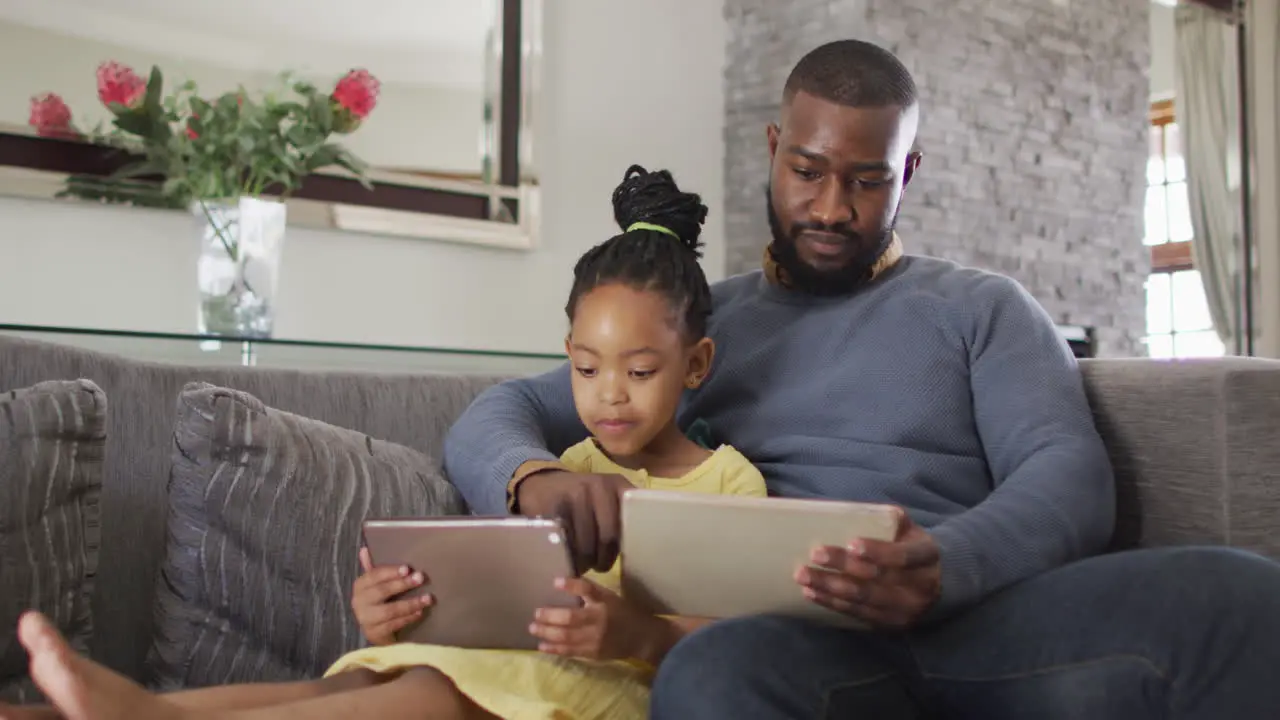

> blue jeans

[{"left": 650, "top": 547, "right": 1280, "bottom": 719}]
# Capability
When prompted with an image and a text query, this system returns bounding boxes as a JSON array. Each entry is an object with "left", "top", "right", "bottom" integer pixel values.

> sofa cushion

[
  {"left": 145, "top": 382, "right": 466, "bottom": 689},
  {"left": 0, "top": 380, "right": 106, "bottom": 703}
]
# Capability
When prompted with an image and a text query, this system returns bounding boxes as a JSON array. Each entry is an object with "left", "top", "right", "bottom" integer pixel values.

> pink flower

[
  {"left": 28, "top": 93, "right": 77, "bottom": 139},
  {"left": 332, "top": 69, "right": 379, "bottom": 119},
  {"left": 96, "top": 61, "right": 146, "bottom": 110}
]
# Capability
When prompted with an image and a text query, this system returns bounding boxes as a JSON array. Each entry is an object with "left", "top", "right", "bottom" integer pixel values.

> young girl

[{"left": 3, "top": 165, "right": 766, "bottom": 720}]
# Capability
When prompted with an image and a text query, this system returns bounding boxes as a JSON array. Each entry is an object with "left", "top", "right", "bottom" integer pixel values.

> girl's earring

[{"left": 686, "top": 377, "right": 701, "bottom": 389}]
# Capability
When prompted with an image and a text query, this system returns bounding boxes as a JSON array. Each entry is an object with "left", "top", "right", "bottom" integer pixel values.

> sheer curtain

[{"left": 1174, "top": 3, "right": 1241, "bottom": 347}]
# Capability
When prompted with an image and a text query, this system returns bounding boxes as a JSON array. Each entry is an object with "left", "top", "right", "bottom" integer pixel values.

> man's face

[{"left": 766, "top": 91, "right": 921, "bottom": 295}]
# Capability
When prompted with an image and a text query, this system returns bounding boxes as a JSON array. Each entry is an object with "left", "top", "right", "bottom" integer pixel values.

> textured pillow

[
  {"left": 146, "top": 382, "right": 466, "bottom": 689},
  {"left": 0, "top": 380, "right": 106, "bottom": 703}
]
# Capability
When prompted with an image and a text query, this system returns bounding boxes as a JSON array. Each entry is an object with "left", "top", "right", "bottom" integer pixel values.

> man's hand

[
  {"left": 351, "top": 546, "right": 433, "bottom": 646},
  {"left": 796, "top": 509, "right": 942, "bottom": 629},
  {"left": 527, "top": 578, "right": 668, "bottom": 663},
  {"left": 515, "top": 470, "right": 635, "bottom": 574}
]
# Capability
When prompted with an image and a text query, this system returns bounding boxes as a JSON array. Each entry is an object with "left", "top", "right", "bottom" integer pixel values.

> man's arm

[
  {"left": 928, "top": 274, "right": 1116, "bottom": 617},
  {"left": 442, "top": 364, "right": 587, "bottom": 515}
]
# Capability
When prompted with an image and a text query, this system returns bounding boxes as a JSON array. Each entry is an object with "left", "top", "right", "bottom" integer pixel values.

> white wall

[
  {"left": 0, "top": 0, "right": 727, "bottom": 356},
  {"left": 1150, "top": 2, "right": 1176, "bottom": 100}
]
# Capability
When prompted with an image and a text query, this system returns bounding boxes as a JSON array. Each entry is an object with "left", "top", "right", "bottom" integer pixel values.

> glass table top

[{"left": 0, "top": 323, "right": 565, "bottom": 376}]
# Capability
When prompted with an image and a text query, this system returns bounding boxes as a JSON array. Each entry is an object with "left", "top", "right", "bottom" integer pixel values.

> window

[{"left": 1143, "top": 100, "right": 1225, "bottom": 358}]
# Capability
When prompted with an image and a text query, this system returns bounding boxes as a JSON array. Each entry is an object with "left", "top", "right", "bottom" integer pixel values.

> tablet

[
  {"left": 620, "top": 490, "right": 899, "bottom": 628},
  {"left": 361, "top": 517, "right": 581, "bottom": 650}
]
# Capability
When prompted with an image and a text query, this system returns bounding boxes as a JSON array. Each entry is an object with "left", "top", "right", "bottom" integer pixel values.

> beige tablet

[
  {"left": 620, "top": 490, "right": 899, "bottom": 628},
  {"left": 362, "top": 517, "right": 581, "bottom": 650}
]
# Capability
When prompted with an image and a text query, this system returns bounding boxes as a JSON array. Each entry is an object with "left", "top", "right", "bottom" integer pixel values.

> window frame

[
  {"left": 1144, "top": 99, "right": 1225, "bottom": 359},
  {"left": 1148, "top": 99, "right": 1193, "bottom": 274}
]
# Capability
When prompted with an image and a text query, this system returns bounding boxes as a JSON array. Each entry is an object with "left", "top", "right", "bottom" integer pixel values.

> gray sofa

[{"left": 1, "top": 333, "right": 1278, "bottom": 693}]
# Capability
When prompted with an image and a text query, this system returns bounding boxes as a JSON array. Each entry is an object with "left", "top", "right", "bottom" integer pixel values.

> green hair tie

[{"left": 626, "top": 221, "right": 679, "bottom": 240}]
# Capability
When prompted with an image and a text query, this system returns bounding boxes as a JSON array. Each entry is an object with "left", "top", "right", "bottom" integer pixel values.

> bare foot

[{"left": 17, "top": 612, "right": 182, "bottom": 720}]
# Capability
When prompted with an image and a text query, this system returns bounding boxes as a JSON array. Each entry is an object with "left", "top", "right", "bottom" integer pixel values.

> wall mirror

[{"left": 0, "top": 0, "right": 542, "bottom": 249}]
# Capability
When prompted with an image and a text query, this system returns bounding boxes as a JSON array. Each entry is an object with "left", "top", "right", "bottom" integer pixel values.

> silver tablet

[
  {"left": 620, "top": 490, "right": 899, "bottom": 628},
  {"left": 361, "top": 516, "right": 581, "bottom": 650}
]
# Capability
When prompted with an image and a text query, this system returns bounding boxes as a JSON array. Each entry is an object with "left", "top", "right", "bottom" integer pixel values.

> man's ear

[
  {"left": 564, "top": 334, "right": 572, "bottom": 357},
  {"left": 685, "top": 338, "right": 716, "bottom": 389},
  {"left": 767, "top": 123, "right": 781, "bottom": 162},
  {"left": 903, "top": 151, "right": 923, "bottom": 187}
]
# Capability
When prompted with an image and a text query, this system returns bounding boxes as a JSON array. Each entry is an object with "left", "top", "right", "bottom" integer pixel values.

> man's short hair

[{"left": 783, "top": 39, "right": 917, "bottom": 109}]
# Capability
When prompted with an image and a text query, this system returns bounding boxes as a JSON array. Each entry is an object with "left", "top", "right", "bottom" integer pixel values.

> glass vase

[{"left": 193, "top": 197, "right": 286, "bottom": 338}]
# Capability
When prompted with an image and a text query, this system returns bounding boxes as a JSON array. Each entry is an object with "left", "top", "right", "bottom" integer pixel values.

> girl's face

[{"left": 565, "top": 284, "right": 714, "bottom": 458}]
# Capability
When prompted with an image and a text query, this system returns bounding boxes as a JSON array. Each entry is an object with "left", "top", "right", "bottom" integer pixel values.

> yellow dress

[{"left": 325, "top": 439, "right": 767, "bottom": 720}]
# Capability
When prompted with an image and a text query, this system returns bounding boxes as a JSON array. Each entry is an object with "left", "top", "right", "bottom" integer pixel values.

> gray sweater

[{"left": 443, "top": 255, "right": 1116, "bottom": 616}]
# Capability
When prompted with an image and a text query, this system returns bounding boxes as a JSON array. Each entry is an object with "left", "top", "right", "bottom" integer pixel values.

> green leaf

[
  {"left": 189, "top": 96, "right": 212, "bottom": 118},
  {"left": 144, "top": 66, "right": 164, "bottom": 114},
  {"left": 335, "top": 146, "right": 368, "bottom": 174},
  {"left": 309, "top": 98, "right": 333, "bottom": 136},
  {"left": 111, "top": 109, "right": 153, "bottom": 137},
  {"left": 286, "top": 124, "right": 318, "bottom": 150},
  {"left": 162, "top": 176, "right": 187, "bottom": 200},
  {"left": 304, "top": 143, "right": 339, "bottom": 172},
  {"left": 334, "top": 147, "right": 373, "bottom": 189},
  {"left": 111, "top": 97, "right": 172, "bottom": 144},
  {"left": 108, "top": 159, "right": 162, "bottom": 181},
  {"left": 57, "top": 174, "right": 178, "bottom": 208}
]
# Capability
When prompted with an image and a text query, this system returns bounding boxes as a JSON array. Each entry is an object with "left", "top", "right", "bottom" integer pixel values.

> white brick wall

[{"left": 724, "top": 0, "right": 1151, "bottom": 357}]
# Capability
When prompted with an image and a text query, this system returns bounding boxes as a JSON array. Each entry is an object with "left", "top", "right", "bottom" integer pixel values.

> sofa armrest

[{"left": 1081, "top": 357, "right": 1280, "bottom": 561}]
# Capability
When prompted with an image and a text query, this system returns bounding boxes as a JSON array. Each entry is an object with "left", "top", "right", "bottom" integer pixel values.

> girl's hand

[
  {"left": 529, "top": 578, "right": 669, "bottom": 662},
  {"left": 351, "top": 546, "right": 433, "bottom": 646}
]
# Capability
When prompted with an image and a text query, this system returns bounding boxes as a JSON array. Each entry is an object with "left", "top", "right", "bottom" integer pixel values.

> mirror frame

[{"left": 0, "top": 0, "right": 542, "bottom": 250}]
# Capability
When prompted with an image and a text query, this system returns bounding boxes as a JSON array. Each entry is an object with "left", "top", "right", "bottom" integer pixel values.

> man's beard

[{"left": 765, "top": 184, "right": 896, "bottom": 297}]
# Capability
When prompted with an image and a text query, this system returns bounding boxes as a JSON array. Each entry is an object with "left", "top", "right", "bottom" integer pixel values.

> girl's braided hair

[{"left": 565, "top": 165, "right": 713, "bottom": 340}]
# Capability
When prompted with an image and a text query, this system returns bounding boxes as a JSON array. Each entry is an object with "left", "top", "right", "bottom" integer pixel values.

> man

[{"left": 444, "top": 40, "right": 1280, "bottom": 718}]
